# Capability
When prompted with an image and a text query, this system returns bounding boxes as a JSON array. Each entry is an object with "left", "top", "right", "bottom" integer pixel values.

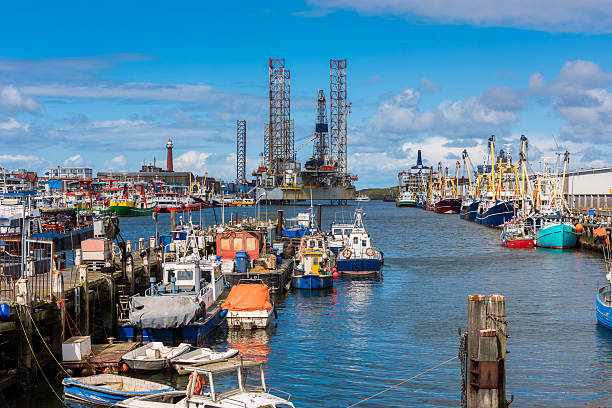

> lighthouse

[{"left": 166, "top": 139, "right": 174, "bottom": 172}]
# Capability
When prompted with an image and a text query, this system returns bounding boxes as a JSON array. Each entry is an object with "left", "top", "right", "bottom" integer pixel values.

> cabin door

[{"left": 312, "top": 255, "right": 320, "bottom": 275}]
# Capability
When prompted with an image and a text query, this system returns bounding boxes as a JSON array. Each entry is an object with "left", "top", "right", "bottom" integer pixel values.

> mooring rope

[
  {"left": 15, "top": 307, "right": 66, "bottom": 405},
  {"left": 22, "top": 305, "right": 69, "bottom": 376},
  {"left": 346, "top": 355, "right": 459, "bottom": 407}
]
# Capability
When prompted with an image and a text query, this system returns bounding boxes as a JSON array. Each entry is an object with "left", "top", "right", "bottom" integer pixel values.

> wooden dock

[{"left": 61, "top": 342, "right": 139, "bottom": 375}]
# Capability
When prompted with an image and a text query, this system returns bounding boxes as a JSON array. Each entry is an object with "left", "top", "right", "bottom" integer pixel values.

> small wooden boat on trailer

[
  {"left": 121, "top": 342, "right": 191, "bottom": 372},
  {"left": 62, "top": 374, "right": 173, "bottom": 406},
  {"left": 170, "top": 347, "right": 239, "bottom": 375}
]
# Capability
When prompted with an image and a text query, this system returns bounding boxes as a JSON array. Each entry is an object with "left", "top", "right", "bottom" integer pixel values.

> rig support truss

[
  {"left": 268, "top": 58, "right": 292, "bottom": 178},
  {"left": 314, "top": 89, "right": 329, "bottom": 164},
  {"left": 236, "top": 120, "right": 246, "bottom": 184},
  {"left": 330, "top": 59, "right": 348, "bottom": 176}
]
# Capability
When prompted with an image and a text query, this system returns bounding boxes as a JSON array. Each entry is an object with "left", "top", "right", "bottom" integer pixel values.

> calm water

[{"left": 10, "top": 202, "right": 612, "bottom": 407}]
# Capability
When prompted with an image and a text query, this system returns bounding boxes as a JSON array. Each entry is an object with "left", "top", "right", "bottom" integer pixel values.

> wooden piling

[
  {"left": 478, "top": 329, "right": 499, "bottom": 408},
  {"left": 487, "top": 294, "right": 507, "bottom": 407},
  {"left": 16, "top": 278, "right": 33, "bottom": 388},
  {"left": 170, "top": 211, "right": 176, "bottom": 239},
  {"left": 276, "top": 210, "right": 284, "bottom": 236},
  {"left": 79, "top": 265, "right": 90, "bottom": 335},
  {"left": 467, "top": 294, "right": 486, "bottom": 408}
]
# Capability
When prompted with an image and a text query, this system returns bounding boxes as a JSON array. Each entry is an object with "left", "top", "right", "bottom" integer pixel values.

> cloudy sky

[{"left": 1, "top": 1, "right": 612, "bottom": 187}]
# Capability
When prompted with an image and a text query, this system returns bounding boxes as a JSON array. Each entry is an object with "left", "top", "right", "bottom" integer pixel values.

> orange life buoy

[
  {"left": 342, "top": 248, "right": 352, "bottom": 259},
  {"left": 194, "top": 374, "right": 205, "bottom": 395},
  {"left": 366, "top": 247, "right": 375, "bottom": 257}
]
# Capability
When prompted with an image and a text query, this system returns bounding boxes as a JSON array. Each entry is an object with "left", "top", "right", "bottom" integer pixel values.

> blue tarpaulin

[{"left": 48, "top": 179, "right": 63, "bottom": 189}]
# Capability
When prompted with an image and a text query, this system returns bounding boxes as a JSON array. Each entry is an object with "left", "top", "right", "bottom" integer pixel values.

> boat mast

[
  {"left": 455, "top": 161, "right": 460, "bottom": 199},
  {"left": 488, "top": 135, "right": 496, "bottom": 200},
  {"left": 462, "top": 150, "right": 474, "bottom": 199}
]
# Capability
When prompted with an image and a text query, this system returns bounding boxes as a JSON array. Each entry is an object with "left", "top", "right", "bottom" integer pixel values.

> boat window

[
  {"left": 334, "top": 229, "right": 342, "bottom": 235},
  {"left": 344, "top": 229, "right": 352, "bottom": 235},
  {"left": 220, "top": 238, "right": 231, "bottom": 251},
  {"left": 177, "top": 270, "right": 193, "bottom": 281},
  {"left": 353, "top": 237, "right": 358, "bottom": 244},
  {"left": 245, "top": 237, "right": 257, "bottom": 251},
  {"left": 233, "top": 237, "right": 244, "bottom": 251},
  {"left": 313, "top": 257, "right": 319, "bottom": 266},
  {"left": 309, "top": 240, "right": 315, "bottom": 248},
  {"left": 362, "top": 240, "right": 367, "bottom": 247}
]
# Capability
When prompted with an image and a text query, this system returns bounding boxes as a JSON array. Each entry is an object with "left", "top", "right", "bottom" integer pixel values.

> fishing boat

[
  {"left": 476, "top": 199, "right": 515, "bottom": 228},
  {"left": 500, "top": 219, "right": 534, "bottom": 248},
  {"left": 117, "top": 228, "right": 226, "bottom": 344},
  {"left": 460, "top": 199, "right": 480, "bottom": 221},
  {"left": 122, "top": 343, "right": 191, "bottom": 372},
  {"left": 116, "top": 359, "right": 295, "bottom": 408},
  {"left": 327, "top": 218, "right": 354, "bottom": 253},
  {"left": 355, "top": 194, "right": 370, "bottom": 202},
  {"left": 433, "top": 197, "right": 461, "bottom": 214},
  {"left": 222, "top": 283, "right": 275, "bottom": 330},
  {"left": 396, "top": 190, "right": 417, "bottom": 207},
  {"left": 282, "top": 209, "right": 315, "bottom": 238},
  {"left": 293, "top": 233, "right": 336, "bottom": 289},
  {"left": 63, "top": 374, "right": 173, "bottom": 406},
  {"left": 595, "top": 227, "right": 612, "bottom": 329},
  {"left": 530, "top": 215, "right": 577, "bottom": 249},
  {"left": 170, "top": 347, "right": 239, "bottom": 375},
  {"left": 335, "top": 208, "right": 383, "bottom": 276}
]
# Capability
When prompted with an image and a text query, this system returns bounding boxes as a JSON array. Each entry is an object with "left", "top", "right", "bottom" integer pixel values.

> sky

[{"left": 1, "top": 1, "right": 612, "bottom": 188}]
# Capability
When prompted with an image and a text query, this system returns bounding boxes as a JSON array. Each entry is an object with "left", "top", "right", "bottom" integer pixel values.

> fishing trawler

[
  {"left": 335, "top": 209, "right": 383, "bottom": 276},
  {"left": 595, "top": 227, "right": 612, "bottom": 329},
  {"left": 500, "top": 218, "right": 534, "bottom": 248},
  {"left": 293, "top": 233, "right": 337, "bottom": 289}
]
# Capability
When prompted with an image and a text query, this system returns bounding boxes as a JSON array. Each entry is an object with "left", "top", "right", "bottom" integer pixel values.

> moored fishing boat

[
  {"left": 63, "top": 374, "right": 173, "bottom": 406},
  {"left": 500, "top": 219, "right": 534, "bottom": 248},
  {"left": 596, "top": 227, "right": 612, "bottom": 329},
  {"left": 433, "top": 197, "right": 461, "bottom": 214},
  {"left": 293, "top": 233, "right": 336, "bottom": 289},
  {"left": 335, "top": 208, "right": 383, "bottom": 277},
  {"left": 530, "top": 215, "right": 577, "bottom": 249},
  {"left": 395, "top": 190, "right": 417, "bottom": 207},
  {"left": 222, "top": 282, "right": 275, "bottom": 330},
  {"left": 476, "top": 199, "right": 514, "bottom": 228}
]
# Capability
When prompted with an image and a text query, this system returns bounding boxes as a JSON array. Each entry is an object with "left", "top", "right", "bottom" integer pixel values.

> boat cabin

[{"left": 216, "top": 231, "right": 263, "bottom": 260}]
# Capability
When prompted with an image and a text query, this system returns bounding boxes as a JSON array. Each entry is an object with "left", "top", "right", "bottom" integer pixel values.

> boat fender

[
  {"left": 194, "top": 374, "right": 205, "bottom": 395},
  {"left": 342, "top": 248, "right": 352, "bottom": 259},
  {"left": 220, "top": 309, "right": 228, "bottom": 319},
  {"left": 366, "top": 247, "right": 375, "bottom": 257}
]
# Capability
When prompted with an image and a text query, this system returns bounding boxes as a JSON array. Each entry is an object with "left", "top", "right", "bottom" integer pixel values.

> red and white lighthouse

[{"left": 166, "top": 138, "right": 174, "bottom": 172}]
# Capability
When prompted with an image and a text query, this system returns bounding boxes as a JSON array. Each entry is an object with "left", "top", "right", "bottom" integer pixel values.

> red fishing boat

[
  {"left": 500, "top": 219, "right": 534, "bottom": 248},
  {"left": 433, "top": 198, "right": 461, "bottom": 214}
]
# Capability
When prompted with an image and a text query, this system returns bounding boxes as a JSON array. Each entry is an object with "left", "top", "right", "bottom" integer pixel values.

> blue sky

[{"left": 1, "top": 1, "right": 612, "bottom": 187}]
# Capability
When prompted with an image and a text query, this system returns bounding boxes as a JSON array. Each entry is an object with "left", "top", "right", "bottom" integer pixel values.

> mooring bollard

[{"left": 79, "top": 265, "right": 89, "bottom": 335}]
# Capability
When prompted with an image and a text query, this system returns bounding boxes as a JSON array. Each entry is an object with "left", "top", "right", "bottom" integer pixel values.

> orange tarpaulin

[
  {"left": 222, "top": 284, "right": 272, "bottom": 311},
  {"left": 594, "top": 227, "right": 608, "bottom": 238}
]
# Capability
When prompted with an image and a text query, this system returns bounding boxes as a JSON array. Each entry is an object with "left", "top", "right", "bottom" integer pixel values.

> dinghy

[
  {"left": 170, "top": 347, "right": 239, "bottom": 375},
  {"left": 62, "top": 374, "right": 173, "bottom": 406},
  {"left": 122, "top": 342, "right": 191, "bottom": 372}
]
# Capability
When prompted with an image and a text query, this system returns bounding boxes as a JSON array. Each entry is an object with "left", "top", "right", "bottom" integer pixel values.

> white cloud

[
  {"left": 305, "top": 0, "right": 612, "bottom": 33},
  {"left": 419, "top": 77, "right": 440, "bottom": 93},
  {"left": 63, "top": 154, "right": 85, "bottom": 167},
  {"left": 0, "top": 154, "right": 49, "bottom": 170},
  {"left": 0, "top": 85, "right": 40, "bottom": 114},
  {"left": 174, "top": 151, "right": 214, "bottom": 174},
  {"left": 0, "top": 117, "right": 30, "bottom": 132}
]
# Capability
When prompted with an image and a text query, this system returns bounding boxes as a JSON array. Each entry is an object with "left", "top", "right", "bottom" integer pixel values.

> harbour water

[{"left": 9, "top": 201, "right": 612, "bottom": 407}]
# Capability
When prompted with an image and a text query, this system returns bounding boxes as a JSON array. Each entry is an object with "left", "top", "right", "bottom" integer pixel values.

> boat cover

[
  {"left": 129, "top": 296, "right": 202, "bottom": 328},
  {"left": 222, "top": 284, "right": 271, "bottom": 311}
]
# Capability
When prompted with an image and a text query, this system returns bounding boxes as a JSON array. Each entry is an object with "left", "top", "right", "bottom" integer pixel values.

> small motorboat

[
  {"left": 222, "top": 283, "right": 274, "bottom": 330},
  {"left": 116, "top": 359, "right": 295, "bottom": 408},
  {"left": 170, "top": 347, "right": 240, "bottom": 375},
  {"left": 122, "top": 342, "right": 191, "bottom": 372},
  {"left": 62, "top": 374, "right": 173, "bottom": 406},
  {"left": 355, "top": 194, "right": 370, "bottom": 202},
  {"left": 501, "top": 218, "right": 534, "bottom": 249}
]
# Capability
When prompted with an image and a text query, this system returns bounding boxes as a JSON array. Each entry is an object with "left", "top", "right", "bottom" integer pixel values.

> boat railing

[
  {"left": 267, "top": 386, "right": 292, "bottom": 401},
  {"left": 220, "top": 397, "right": 248, "bottom": 408}
]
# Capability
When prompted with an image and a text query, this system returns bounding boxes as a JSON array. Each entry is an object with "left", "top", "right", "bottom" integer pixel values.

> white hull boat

[
  {"left": 226, "top": 308, "right": 274, "bottom": 330},
  {"left": 170, "top": 348, "right": 239, "bottom": 375},
  {"left": 122, "top": 342, "right": 191, "bottom": 372}
]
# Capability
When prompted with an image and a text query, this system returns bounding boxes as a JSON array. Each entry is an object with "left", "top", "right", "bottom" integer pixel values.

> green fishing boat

[{"left": 109, "top": 205, "right": 156, "bottom": 217}]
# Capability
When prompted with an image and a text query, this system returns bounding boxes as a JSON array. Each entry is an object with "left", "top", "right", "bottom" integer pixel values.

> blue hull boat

[
  {"left": 63, "top": 374, "right": 173, "bottom": 406},
  {"left": 476, "top": 201, "right": 514, "bottom": 227},
  {"left": 336, "top": 258, "right": 382, "bottom": 276},
  {"left": 293, "top": 274, "right": 333, "bottom": 289},
  {"left": 597, "top": 287, "right": 612, "bottom": 329}
]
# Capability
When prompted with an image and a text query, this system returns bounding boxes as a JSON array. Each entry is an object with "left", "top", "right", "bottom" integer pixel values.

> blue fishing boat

[
  {"left": 292, "top": 233, "right": 336, "bottom": 289},
  {"left": 530, "top": 215, "right": 577, "bottom": 249},
  {"left": 335, "top": 209, "right": 383, "bottom": 277},
  {"left": 595, "top": 226, "right": 612, "bottom": 329},
  {"left": 460, "top": 199, "right": 480, "bottom": 222},
  {"left": 476, "top": 200, "right": 514, "bottom": 228},
  {"left": 63, "top": 374, "right": 173, "bottom": 406}
]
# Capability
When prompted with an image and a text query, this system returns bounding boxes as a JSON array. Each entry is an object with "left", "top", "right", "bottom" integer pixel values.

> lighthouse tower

[{"left": 166, "top": 139, "right": 174, "bottom": 172}]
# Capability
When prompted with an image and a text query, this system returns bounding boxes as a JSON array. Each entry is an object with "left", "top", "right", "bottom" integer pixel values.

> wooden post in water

[
  {"left": 79, "top": 265, "right": 89, "bottom": 336},
  {"left": 317, "top": 205, "right": 322, "bottom": 231},
  {"left": 170, "top": 211, "right": 176, "bottom": 241},
  {"left": 466, "top": 294, "right": 508, "bottom": 408},
  {"left": 487, "top": 294, "right": 507, "bottom": 407},
  {"left": 153, "top": 212, "right": 159, "bottom": 246},
  {"left": 276, "top": 210, "right": 284, "bottom": 236},
  {"left": 478, "top": 329, "right": 498, "bottom": 408},
  {"left": 467, "top": 294, "right": 486, "bottom": 408}
]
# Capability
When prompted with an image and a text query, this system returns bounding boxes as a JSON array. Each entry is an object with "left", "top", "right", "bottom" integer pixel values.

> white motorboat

[
  {"left": 355, "top": 194, "right": 370, "bottom": 202},
  {"left": 222, "top": 283, "right": 274, "bottom": 330},
  {"left": 116, "top": 359, "right": 295, "bottom": 408},
  {"left": 170, "top": 347, "right": 240, "bottom": 375},
  {"left": 122, "top": 342, "right": 191, "bottom": 372}
]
